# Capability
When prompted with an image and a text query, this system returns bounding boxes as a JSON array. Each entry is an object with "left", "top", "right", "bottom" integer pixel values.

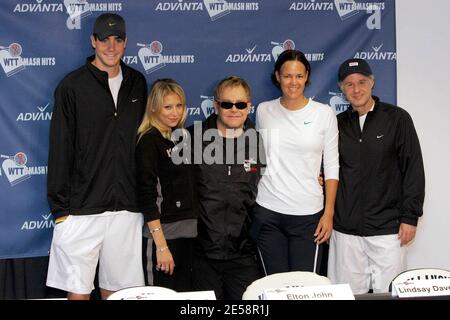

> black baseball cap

[
  {"left": 93, "top": 13, "right": 126, "bottom": 40},
  {"left": 338, "top": 58, "right": 373, "bottom": 82}
]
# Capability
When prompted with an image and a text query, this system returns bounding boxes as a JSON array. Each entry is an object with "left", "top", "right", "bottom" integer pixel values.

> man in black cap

[
  {"left": 327, "top": 58, "right": 425, "bottom": 294},
  {"left": 46, "top": 13, "right": 147, "bottom": 300}
]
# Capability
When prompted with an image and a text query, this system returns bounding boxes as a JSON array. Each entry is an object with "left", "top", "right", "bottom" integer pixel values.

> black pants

[
  {"left": 251, "top": 204, "right": 323, "bottom": 275},
  {"left": 152, "top": 237, "right": 194, "bottom": 292},
  {"left": 192, "top": 254, "right": 260, "bottom": 300}
]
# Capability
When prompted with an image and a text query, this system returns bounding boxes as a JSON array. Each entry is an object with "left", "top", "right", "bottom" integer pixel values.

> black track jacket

[
  {"left": 334, "top": 97, "right": 425, "bottom": 236},
  {"left": 188, "top": 114, "right": 264, "bottom": 260},
  {"left": 47, "top": 56, "right": 147, "bottom": 219}
]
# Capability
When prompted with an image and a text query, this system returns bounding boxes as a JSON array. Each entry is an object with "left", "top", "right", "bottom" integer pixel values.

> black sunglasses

[{"left": 216, "top": 100, "right": 248, "bottom": 110}]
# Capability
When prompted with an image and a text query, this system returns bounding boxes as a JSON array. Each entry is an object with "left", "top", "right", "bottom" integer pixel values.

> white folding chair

[
  {"left": 107, "top": 286, "right": 179, "bottom": 300},
  {"left": 389, "top": 268, "right": 450, "bottom": 291},
  {"left": 242, "top": 271, "right": 332, "bottom": 300}
]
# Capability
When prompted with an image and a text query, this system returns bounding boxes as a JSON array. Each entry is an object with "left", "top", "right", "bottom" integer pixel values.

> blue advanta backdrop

[{"left": 0, "top": 0, "right": 396, "bottom": 259}]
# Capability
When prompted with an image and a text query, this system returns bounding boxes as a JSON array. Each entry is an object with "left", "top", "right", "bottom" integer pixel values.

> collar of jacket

[
  {"left": 85, "top": 55, "right": 130, "bottom": 89},
  {"left": 202, "top": 113, "right": 256, "bottom": 132},
  {"left": 346, "top": 95, "right": 380, "bottom": 118}
]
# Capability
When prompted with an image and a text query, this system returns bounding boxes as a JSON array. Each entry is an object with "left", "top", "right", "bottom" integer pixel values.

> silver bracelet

[
  {"left": 156, "top": 246, "right": 169, "bottom": 252},
  {"left": 150, "top": 227, "right": 161, "bottom": 234}
]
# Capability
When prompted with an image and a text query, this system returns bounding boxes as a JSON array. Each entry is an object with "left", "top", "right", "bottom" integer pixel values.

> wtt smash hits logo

[
  {"left": 225, "top": 39, "right": 324, "bottom": 64},
  {"left": 0, "top": 152, "right": 47, "bottom": 186},
  {"left": 354, "top": 43, "right": 396, "bottom": 61},
  {"left": 289, "top": 0, "right": 386, "bottom": 30},
  {"left": 187, "top": 95, "right": 215, "bottom": 118},
  {"left": 0, "top": 42, "right": 56, "bottom": 77},
  {"left": 16, "top": 103, "right": 52, "bottom": 122},
  {"left": 21, "top": 213, "right": 54, "bottom": 230},
  {"left": 329, "top": 91, "right": 349, "bottom": 114},
  {"left": 0, "top": 43, "right": 24, "bottom": 77},
  {"left": 122, "top": 41, "right": 195, "bottom": 74},
  {"left": 155, "top": 0, "right": 259, "bottom": 21},
  {"left": 12, "top": 0, "right": 122, "bottom": 30}
]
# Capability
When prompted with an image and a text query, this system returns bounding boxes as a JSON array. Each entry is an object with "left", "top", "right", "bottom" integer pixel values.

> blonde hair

[
  {"left": 137, "top": 79, "right": 188, "bottom": 141},
  {"left": 214, "top": 76, "right": 252, "bottom": 101}
]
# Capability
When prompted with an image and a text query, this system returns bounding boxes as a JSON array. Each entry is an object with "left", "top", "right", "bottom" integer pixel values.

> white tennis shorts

[
  {"left": 46, "top": 210, "right": 145, "bottom": 295},
  {"left": 327, "top": 230, "right": 406, "bottom": 294}
]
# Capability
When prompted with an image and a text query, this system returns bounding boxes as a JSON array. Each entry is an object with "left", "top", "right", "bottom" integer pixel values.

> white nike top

[
  {"left": 359, "top": 104, "right": 375, "bottom": 131},
  {"left": 256, "top": 98, "right": 339, "bottom": 215},
  {"left": 108, "top": 67, "right": 123, "bottom": 108}
]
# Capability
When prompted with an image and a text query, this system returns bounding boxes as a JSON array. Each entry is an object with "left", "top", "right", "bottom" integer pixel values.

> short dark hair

[{"left": 271, "top": 50, "right": 311, "bottom": 88}]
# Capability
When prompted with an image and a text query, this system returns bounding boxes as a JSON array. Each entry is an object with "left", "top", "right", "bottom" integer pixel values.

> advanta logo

[
  {"left": 354, "top": 44, "right": 396, "bottom": 61},
  {"left": 225, "top": 45, "right": 272, "bottom": 63},
  {"left": 13, "top": 0, "right": 64, "bottom": 13},
  {"left": 16, "top": 103, "right": 52, "bottom": 122},
  {"left": 289, "top": 0, "right": 334, "bottom": 11},
  {"left": 0, "top": 152, "right": 47, "bottom": 186},
  {"left": 155, "top": 0, "right": 204, "bottom": 11},
  {"left": 21, "top": 213, "right": 55, "bottom": 230}
]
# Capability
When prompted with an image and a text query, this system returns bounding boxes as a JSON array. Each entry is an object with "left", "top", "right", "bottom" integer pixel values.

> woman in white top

[{"left": 251, "top": 50, "right": 339, "bottom": 275}]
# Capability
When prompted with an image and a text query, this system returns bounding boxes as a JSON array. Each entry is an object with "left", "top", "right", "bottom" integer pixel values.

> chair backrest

[
  {"left": 108, "top": 286, "right": 179, "bottom": 300},
  {"left": 390, "top": 268, "right": 450, "bottom": 291},
  {"left": 242, "top": 271, "right": 332, "bottom": 300}
]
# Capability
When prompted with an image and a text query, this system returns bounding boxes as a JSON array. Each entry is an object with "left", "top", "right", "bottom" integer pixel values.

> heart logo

[
  {"left": 334, "top": 0, "right": 359, "bottom": 21},
  {"left": 0, "top": 49, "right": 25, "bottom": 77},
  {"left": 200, "top": 97, "right": 214, "bottom": 118},
  {"left": 138, "top": 47, "right": 166, "bottom": 74},
  {"left": 203, "top": 0, "right": 230, "bottom": 21},
  {"left": 2, "top": 158, "right": 30, "bottom": 186},
  {"left": 64, "top": 0, "right": 91, "bottom": 20},
  {"left": 329, "top": 93, "right": 349, "bottom": 114},
  {"left": 271, "top": 45, "right": 284, "bottom": 62}
]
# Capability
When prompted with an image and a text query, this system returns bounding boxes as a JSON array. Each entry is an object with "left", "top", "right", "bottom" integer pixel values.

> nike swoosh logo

[
  {"left": 131, "top": 99, "right": 138, "bottom": 102},
  {"left": 304, "top": 121, "right": 312, "bottom": 125},
  {"left": 108, "top": 22, "right": 116, "bottom": 27},
  {"left": 377, "top": 135, "right": 384, "bottom": 139}
]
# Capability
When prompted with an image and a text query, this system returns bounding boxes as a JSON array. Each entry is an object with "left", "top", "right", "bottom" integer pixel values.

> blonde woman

[{"left": 136, "top": 79, "right": 196, "bottom": 291}]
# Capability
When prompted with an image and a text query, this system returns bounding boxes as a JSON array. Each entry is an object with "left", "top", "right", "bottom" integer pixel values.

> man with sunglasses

[{"left": 188, "top": 76, "right": 264, "bottom": 300}]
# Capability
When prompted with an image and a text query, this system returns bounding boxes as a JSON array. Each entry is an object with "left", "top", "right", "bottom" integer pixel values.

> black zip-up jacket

[
  {"left": 334, "top": 97, "right": 425, "bottom": 236},
  {"left": 136, "top": 128, "right": 197, "bottom": 224},
  {"left": 188, "top": 114, "right": 264, "bottom": 260},
  {"left": 47, "top": 56, "right": 147, "bottom": 219}
]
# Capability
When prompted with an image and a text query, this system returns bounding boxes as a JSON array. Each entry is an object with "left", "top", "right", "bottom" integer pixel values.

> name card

[
  {"left": 393, "top": 278, "right": 450, "bottom": 298},
  {"left": 177, "top": 290, "right": 217, "bottom": 300},
  {"left": 262, "top": 284, "right": 355, "bottom": 300}
]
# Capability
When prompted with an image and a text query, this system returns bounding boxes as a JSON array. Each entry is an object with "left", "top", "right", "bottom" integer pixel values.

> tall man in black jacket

[
  {"left": 327, "top": 58, "right": 425, "bottom": 294},
  {"left": 189, "top": 76, "right": 264, "bottom": 299},
  {"left": 46, "top": 13, "right": 147, "bottom": 300}
]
